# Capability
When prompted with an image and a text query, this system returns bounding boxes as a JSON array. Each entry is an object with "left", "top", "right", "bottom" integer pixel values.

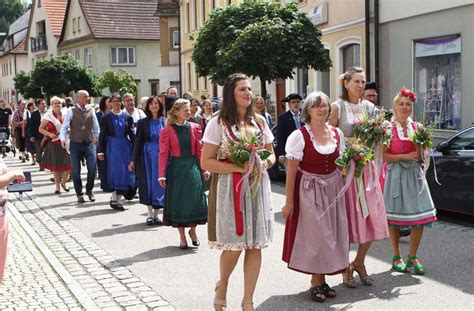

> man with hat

[
  {"left": 276, "top": 93, "right": 303, "bottom": 165},
  {"left": 363, "top": 82, "right": 380, "bottom": 109}
]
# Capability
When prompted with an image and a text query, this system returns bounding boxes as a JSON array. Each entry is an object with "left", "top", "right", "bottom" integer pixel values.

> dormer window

[{"left": 38, "top": 0, "right": 42, "bottom": 7}]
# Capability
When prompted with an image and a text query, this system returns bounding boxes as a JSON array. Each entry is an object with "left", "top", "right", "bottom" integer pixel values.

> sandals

[
  {"left": 309, "top": 285, "right": 326, "bottom": 302},
  {"left": 392, "top": 255, "right": 408, "bottom": 273},
  {"left": 353, "top": 264, "right": 374, "bottom": 286},
  {"left": 241, "top": 300, "right": 254, "bottom": 310},
  {"left": 342, "top": 264, "right": 357, "bottom": 288},
  {"left": 214, "top": 281, "right": 227, "bottom": 311},
  {"left": 146, "top": 217, "right": 154, "bottom": 226},
  {"left": 406, "top": 255, "right": 426, "bottom": 275},
  {"left": 321, "top": 283, "right": 336, "bottom": 298},
  {"left": 153, "top": 217, "right": 163, "bottom": 225}
]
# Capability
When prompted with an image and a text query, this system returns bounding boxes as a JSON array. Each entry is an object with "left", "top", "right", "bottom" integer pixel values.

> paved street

[{"left": 2, "top": 154, "right": 474, "bottom": 310}]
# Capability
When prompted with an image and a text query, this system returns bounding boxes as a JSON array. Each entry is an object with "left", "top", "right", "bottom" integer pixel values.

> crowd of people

[{"left": 0, "top": 68, "right": 437, "bottom": 311}]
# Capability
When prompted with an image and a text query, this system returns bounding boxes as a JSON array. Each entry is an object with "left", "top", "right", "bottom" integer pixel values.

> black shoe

[
  {"left": 399, "top": 228, "right": 411, "bottom": 237},
  {"left": 146, "top": 217, "right": 154, "bottom": 226},
  {"left": 110, "top": 201, "right": 125, "bottom": 211},
  {"left": 153, "top": 218, "right": 163, "bottom": 226},
  {"left": 86, "top": 191, "right": 95, "bottom": 202},
  {"left": 179, "top": 242, "right": 189, "bottom": 250},
  {"left": 50, "top": 177, "right": 55, "bottom": 183},
  {"left": 188, "top": 229, "right": 200, "bottom": 247},
  {"left": 77, "top": 195, "right": 85, "bottom": 204}
]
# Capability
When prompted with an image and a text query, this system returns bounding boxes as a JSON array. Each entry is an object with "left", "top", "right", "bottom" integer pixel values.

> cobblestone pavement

[
  {"left": 0, "top": 208, "right": 81, "bottom": 310},
  {"left": 2, "top": 162, "right": 174, "bottom": 310}
]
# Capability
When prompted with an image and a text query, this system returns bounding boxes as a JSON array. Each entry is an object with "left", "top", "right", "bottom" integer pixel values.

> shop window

[{"left": 414, "top": 35, "right": 461, "bottom": 130}]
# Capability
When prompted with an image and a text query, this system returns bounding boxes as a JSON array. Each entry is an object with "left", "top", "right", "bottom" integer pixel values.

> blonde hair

[
  {"left": 392, "top": 93, "right": 414, "bottom": 118},
  {"left": 254, "top": 96, "right": 267, "bottom": 113},
  {"left": 166, "top": 98, "right": 190, "bottom": 125},
  {"left": 50, "top": 96, "right": 64, "bottom": 106}
]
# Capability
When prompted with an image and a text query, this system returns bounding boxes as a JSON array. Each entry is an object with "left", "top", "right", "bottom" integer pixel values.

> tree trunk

[{"left": 260, "top": 77, "right": 267, "bottom": 100}]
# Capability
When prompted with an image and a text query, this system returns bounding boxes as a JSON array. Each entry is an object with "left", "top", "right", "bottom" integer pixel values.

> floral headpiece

[{"left": 399, "top": 88, "right": 417, "bottom": 102}]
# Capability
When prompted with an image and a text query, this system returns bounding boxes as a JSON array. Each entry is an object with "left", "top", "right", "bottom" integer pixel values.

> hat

[
  {"left": 282, "top": 93, "right": 303, "bottom": 102},
  {"left": 365, "top": 82, "right": 378, "bottom": 91}
]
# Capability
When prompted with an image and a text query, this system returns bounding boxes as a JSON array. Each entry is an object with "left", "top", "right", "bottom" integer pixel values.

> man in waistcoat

[{"left": 60, "top": 90, "right": 100, "bottom": 204}]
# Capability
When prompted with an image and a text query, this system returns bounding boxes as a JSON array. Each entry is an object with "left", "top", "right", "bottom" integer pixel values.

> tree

[
  {"left": 98, "top": 69, "right": 138, "bottom": 97},
  {"left": 192, "top": 0, "right": 331, "bottom": 98},
  {"left": 14, "top": 55, "right": 100, "bottom": 99},
  {"left": 0, "top": 0, "right": 28, "bottom": 32}
]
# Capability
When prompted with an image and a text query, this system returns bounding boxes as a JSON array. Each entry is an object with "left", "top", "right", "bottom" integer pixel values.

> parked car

[{"left": 426, "top": 125, "right": 474, "bottom": 215}]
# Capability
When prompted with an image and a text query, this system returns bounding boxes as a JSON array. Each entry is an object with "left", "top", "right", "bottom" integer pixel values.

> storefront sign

[
  {"left": 307, "top": 3, "right": 328, "bottom": 26},
  {"left": 415, "top": 36, "right": 461, "bottom": 58}
]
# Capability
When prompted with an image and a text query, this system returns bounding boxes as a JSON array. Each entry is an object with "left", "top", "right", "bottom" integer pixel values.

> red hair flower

[{"left": 399, "top": 88, "right": 417, "bottom": 102}]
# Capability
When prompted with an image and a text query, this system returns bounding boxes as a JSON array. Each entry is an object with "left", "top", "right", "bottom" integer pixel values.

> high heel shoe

[
  {"left": 392, "top": 255, "right": 408, "bottom": 273},
  {"left": 353, "top": 263, "right": 374, "bottom": 286},
  {"left": 406, "top": 255, "right": 425, "bottom": 275},
  {"left": 342, "top": 263, "right": 357, "bottom": 288},
  {"left": 214, "top": 281, "right": 226, "bottom": 311},
  {"left": 188, "top": 229, "right": 200, "bottom": 247},
  {"left": 241, "top": 300, "right": 254, "bottom": 311}
]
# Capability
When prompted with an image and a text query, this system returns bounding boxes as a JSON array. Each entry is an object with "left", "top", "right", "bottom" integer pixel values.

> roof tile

[{"left": 43, "top": 0, "right": 68, "bottom": 37}]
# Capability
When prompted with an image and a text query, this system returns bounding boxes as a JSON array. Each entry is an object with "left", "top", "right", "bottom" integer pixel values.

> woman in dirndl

[
  {"left": 98, "top": 93, "right": 135, "bottom": 211},
  {"left": 282, "top": 91, "right": 349, "bottom": 302},
  {"left": 383, "top": 89, "right": 436, "bottom": 275},
  {"left": 158, "top": 99, "right": 208, "bottom": 248},
  {"left": 329, "top": 67, "right": 388, "bottom": 288},
  {"left": 0, "top": 161, "right": 24, "bottom": 284},
  {"left": 129, "top": 96, "right": 166, "bottom": 225},
  {"left": 39, "top": 96, "right": 72, "bottom": 194},
  {"left": 201, "top": 73, "right": 275, "bottom": 311}
]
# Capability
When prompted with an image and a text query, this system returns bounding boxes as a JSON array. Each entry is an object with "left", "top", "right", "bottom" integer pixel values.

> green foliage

[
  {"left": 192, "top": 0, "right": 331, "bottom": 86},
  {"left": 0, "top": 0, "right": 28, "bottom": 32},
  {"left": 13, "top": 55, "right": 100, "bottom": 99},
  {"left": 98, "top": 69, "right": 138, "bottom": 96}
]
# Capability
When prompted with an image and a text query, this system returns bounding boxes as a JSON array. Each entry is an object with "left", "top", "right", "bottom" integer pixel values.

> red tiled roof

[
  {"left": 43, "top": 0, "right": 68, "bottom": 37},
  {"left": 80, "top": 0, "right": 160, "bottom": 40},
  {"left": 10, "top": 37, "right": 27, "bottom": 54}
]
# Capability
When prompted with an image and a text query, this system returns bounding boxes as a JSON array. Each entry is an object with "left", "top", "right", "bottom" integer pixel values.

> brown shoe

[
  {"left": 86, "top": 191, "right": 95, "bottom": 202},
  {"left": 77, "top": 195, "right": 85, "bottom": 204}
]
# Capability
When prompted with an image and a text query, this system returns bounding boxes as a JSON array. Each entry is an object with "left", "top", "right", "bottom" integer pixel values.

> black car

[{"left": 426, "top": 125, "right": 474, "bottom": 215}]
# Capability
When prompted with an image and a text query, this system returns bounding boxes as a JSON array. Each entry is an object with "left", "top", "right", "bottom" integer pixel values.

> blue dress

[
  {"left": 106, "top": 112, "right": 135, "bottom": 193},
  {"left": 144, "top": 119, "right": 165, "bottom": 207}
]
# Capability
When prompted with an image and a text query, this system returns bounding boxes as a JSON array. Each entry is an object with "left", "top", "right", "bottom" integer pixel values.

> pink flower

[{"left": 354, "top": 155, "right": 360, "bottom": 161}]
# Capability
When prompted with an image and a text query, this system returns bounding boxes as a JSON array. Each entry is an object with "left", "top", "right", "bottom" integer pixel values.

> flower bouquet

[
  {"left": 224, "top": 128, "right": 273, "bottom": 196},
  {"left": 354, "top": 111, "right": 393, "bottom": 149},
  {"left": 335, "top": 142, "right": 374, "bottom": 178},
  {"left": 410, "top": 123, "right": 433, "bottom": 171}
]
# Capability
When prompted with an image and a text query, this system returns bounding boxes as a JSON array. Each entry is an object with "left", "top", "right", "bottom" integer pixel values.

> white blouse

[
  {"left": 285, "top": 124, "right": 345, "bottom": 161},
  {"left": 394, "top": 117, "right": 415, "bottom": 141}
]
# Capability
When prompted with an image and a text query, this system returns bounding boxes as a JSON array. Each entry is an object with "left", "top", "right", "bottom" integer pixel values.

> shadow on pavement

[
  {"left": 115, "top": 246, "right": 198, "bottom": 266},
  {"left": 91, "top": 222, "right": 160, "bottom": 238},
  {"left": 257, "top": 271, "right": 421, "bottom": 310}
]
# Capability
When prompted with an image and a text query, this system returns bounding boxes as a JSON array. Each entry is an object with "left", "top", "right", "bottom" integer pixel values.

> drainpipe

[
  {"left": 178, "top": 8, "right": 183, "bottom": 97},
  {"left": 374, "top": 0, "right": 380, "bottom": 89},
  {"left": 365, "top": 0, "right": 371, "bottom": 81}
]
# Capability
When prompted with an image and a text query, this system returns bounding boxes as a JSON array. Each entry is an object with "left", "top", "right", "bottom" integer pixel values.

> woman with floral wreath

[
  {"left": 382, "top": 89, "right": 436, "bottom": 275},
  {"left": 201, "top": 73, "right": 275, "bottom": 311}
]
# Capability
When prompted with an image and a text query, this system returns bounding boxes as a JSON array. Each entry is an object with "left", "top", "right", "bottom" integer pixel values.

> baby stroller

[{"left": 0, "top": 127, "right": 14, "bottom": 158}]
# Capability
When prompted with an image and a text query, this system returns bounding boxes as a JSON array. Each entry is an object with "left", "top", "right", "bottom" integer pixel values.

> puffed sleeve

[
  {"left": 285, "top": 130, "right": 305, "bottom": 161},
  {"left": 158, "top": 126, "right": 171, "bottom": 179},
  {"left": 336, "top": 127, "right": 346, "bottom": 153},
  {"left": 202, "top": 116, "right": 221, "bottom": 145}
]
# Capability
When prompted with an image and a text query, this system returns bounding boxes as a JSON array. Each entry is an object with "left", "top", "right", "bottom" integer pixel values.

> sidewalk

[{"left": 1, "top": 156, "right": 174, "bottom": 310}]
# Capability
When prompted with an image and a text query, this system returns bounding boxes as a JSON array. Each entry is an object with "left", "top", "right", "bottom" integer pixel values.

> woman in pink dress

[
  {"left": 282, "top": 91, "right": 349, "bottom": 302},
  {"left": 0, "top": 160, "right": 25, "bottom": 284},
  {"left": 329, "top": 67, "right": 388, "bottom": 288}
]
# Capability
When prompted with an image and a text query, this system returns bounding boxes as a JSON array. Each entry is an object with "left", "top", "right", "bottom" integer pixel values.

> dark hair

[
  {"left": 339, "top": 66, "right": 365, "bottom": 102},
  {"left": 144, "top": 96, "right": 164, "bottom": 118},
  {"left": 35, "top": 99, "right": 45, "bottom": 106},
  {"left": 219, "top": 73, "right": 255, "bottom": 127},
  {"left": 110, "top": 93, "right": 123, "bottom": 110},
  {"left": 99, "top": 96, "right": 110, "bottom": 113},
  {"left": 27, "top": 102, "right": 35, "bottom": 110}
]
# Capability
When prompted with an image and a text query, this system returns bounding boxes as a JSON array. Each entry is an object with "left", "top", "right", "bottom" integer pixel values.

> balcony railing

[{"left": 30, "top": 34, "right": 48, "bottom": 52}]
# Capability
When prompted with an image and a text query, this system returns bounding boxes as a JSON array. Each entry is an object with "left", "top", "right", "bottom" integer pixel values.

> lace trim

[
  {"left": 394, "top": 117, "right": 415, "bottom": 141},
  {"left": 208, "top": 241, "right": 269, "bottom": 251},
  {"left": 304, "top": 124, "right": 338, "bottom": 154}
]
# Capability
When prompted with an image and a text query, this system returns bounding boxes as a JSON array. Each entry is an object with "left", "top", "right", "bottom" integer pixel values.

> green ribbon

[{"left": 357, "top": 176, "right": 369, "bottom": 219}]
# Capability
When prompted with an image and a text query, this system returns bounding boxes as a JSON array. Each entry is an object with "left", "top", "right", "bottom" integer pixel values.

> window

[
  {"left": 111, "top": 47, "right": 135, "bottom": 65},
  {"left": 226, "top": 0, "right": 231, "bottom": 5},
  {"left": 38, "top": 0, "right": 42, "bottom": 7},
  {"left": 193, "top": 0, "right": 198, "bottom": 30},
  {"left": 172, "top": 30, "right": 180, "bottom": 49},
  {"left": 201, "top": 0, "right": 206, "bottom": 24},
  {"left": 75, "top": 49, "right": 80, "bottom": 60},
  {"left": 186, "top": 2, "right": 190, "bottom": 33},
  {"left": 150, "top": 80, "right": 160, "bottom": 96},
  {"left": 211, "top": 0, "right": 215, "bottom": 9},
  {"left": 204, "top": 77, "right": 208, "bottom": 90},
  {"left": 297, "top": 67, "right": 309, "bottom": 99},
  {"left": 84, "top": 48, "right": 92, "bottom": 66},
  {"left": 448, "top": 128, "right": 474, "bottom": 151},
  {"left": 72, "top": 18, "right": 76, "bottom": 33},
  {"left": 414, "top": 35, "right": 462, "bottom": 130},
  {"left": 342, "top": 43, "right": 360, "bottom": 71},
  {"left": 77, "top": 16, "right": 81, "bottom": 32},
  {"left": 195, "top": 71, "right": 199, "bottom": 91}
]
